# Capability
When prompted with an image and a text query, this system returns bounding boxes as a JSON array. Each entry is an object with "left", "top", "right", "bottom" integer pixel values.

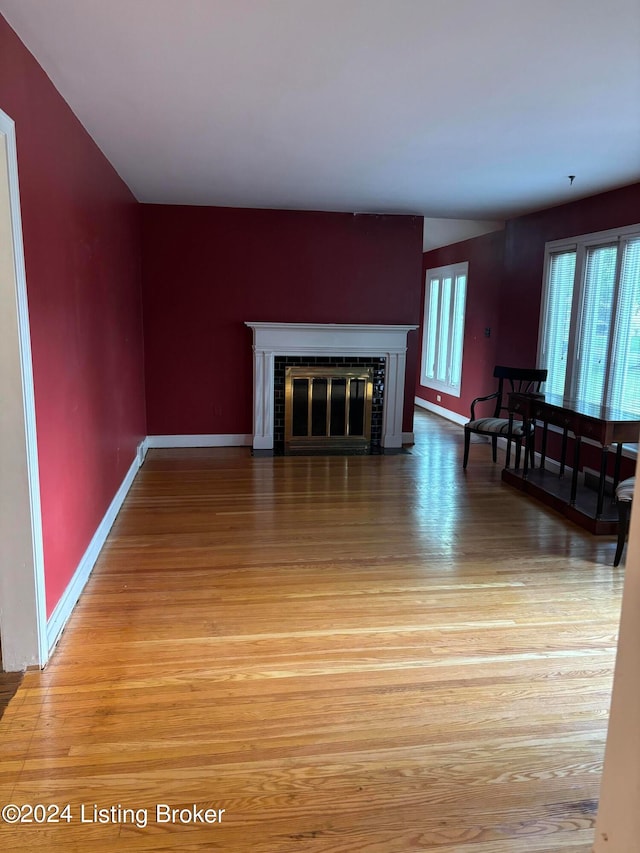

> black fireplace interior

[{"left": 274, "top": 356, "right": 385, "bottom": 455}]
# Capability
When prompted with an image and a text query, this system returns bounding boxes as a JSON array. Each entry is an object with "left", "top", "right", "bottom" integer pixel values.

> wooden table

[{"left": 502, "top": 392, "right": 640, "bottom": 534}]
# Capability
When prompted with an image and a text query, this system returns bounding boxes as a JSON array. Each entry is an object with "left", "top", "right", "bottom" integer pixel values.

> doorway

[{"left": 0, "top": 109, "right": 47, "bottom": 671}]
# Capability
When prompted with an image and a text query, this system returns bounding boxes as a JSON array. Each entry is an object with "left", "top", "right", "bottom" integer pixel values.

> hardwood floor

[
  {"left": 0, "top": 668, "right": 22, "bottom": 722},
  {"left": 0, "top": 409, "right": 623, "bottom": 851}
]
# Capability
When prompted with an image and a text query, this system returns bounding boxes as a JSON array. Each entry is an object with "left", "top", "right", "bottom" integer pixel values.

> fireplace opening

[
  {"left": 273, "top": 355, "right": 385, "bottom": 455},
  {"left": 285, "top": 366, "right": 374, "bottom": 454}
]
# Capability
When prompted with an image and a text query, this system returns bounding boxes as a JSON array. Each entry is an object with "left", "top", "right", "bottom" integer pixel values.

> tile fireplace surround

[{"left": 245, "top": 322, "right": 418, "bottom": 454}]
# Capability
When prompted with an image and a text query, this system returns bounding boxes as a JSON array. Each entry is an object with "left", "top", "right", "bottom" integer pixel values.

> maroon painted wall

[
  {"left": 416, "top": 230, "right": 505, "bottom": 420},
  {"left": 141, "top": 205, "right": 423, "bottom": 436},
  {"left": 499, "top": 182, "right": 640, "bottom": 366},
  {"left": 0, "top": 16, "right": 146, "bottom": 616}
]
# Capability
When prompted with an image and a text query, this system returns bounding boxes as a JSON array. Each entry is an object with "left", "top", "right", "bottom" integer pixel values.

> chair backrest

[{"left": 491, "top": 365, "right": 548, "bottom": 417}]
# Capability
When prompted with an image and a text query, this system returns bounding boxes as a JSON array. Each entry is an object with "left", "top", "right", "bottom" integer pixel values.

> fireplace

[
  {"left": 245, "top": 323, "right": 417, "bottom": 455},
  {"left": 285, "top": 365, "right": 374, "bottom": 454},
  {"left": 274, "top": 356, "right": 385, "bottom": 454}
]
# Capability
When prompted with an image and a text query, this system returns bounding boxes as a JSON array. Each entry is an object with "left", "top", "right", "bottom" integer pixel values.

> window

[
  {"left": 538, "top": 224, "right": 640, "bottom": 415},
  {"left": 421, "top": 261, "right": 467, "bottom": 397}
]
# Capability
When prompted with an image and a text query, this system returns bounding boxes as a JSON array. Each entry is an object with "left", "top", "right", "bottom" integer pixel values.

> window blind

[
  {"left": 424, "top": 278, "right": 439, "bottom": 380},
  {"left": 450, "top": 273, "right": 467, "bottom": 390},
  {"left": 610, "top": 236, "right": 640, "bottom": 414},
  {"left": 539, "top": 225, "right": 640, "bottom": 416},
  {"left": 540, "top": 251, "right": 576, "bottom": 397},
  {"left": 575, "top": 244, "right": 617, "bottom": 406},
  {"left": 420, "top": 262, "right": 468, "bottom": 397}
]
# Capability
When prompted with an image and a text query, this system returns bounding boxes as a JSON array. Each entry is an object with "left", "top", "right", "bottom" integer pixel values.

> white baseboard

[
  {"left": 414, "top": 396, "right": 468, "bottom": 426},
  {"left": 146, "top": 434, "right": 252, "bottom": 448},
  {"left": 46, "top": 451, "right": 141, "bottom": 654},
  {"left": 402, "top": 432, "right": 415, "bottom": 445}
]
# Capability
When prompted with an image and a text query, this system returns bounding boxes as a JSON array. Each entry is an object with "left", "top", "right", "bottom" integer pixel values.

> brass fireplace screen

[{"left": 284, "top": 366, "right": 374, "bottom": 454}]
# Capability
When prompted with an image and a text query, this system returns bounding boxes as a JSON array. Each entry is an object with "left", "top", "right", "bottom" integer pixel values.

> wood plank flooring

[
  {"left": 0, "top": 409, "right": 623, "bottom": 851},
  {"left": 0, "top": 669, "right": 22, "bottom": 721}
]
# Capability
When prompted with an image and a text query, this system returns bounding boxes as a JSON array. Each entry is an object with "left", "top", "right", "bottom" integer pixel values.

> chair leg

[
  {"left": 614, "top": 500, "right": 631, "bottom": 567},
  {"left": 463, "top": 428, "right": 471, "bottom": 469},
  {"left": 491, "top": 435, "right": 497, "bottom": 463}
]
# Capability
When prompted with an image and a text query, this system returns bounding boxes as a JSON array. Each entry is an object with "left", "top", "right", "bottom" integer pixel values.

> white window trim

[
  {"left": 420, "top": 261, "right": 468, "bottom": 397},
  {"left": 537, "top": 221, "right": 640, "bottom": 409},
  {"left": 543, "top": 222, "right": 640, "bottom": 254}
]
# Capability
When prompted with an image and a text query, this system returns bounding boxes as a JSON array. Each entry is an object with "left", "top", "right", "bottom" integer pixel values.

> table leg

[
  {"left": 540, "top": 421, "right": 548, "bottom": 470},
  {"left": 560, "top": 428, "right": 568, "bottom": 478},
  {"left": 613, "top": 443, "right": 623, "bottom": 493},
  {"left": 522, "top": 419, "right": 530, "bottom": 479},
  {"left": 570, "top": 435, "right": 581, "bottom": 506},
  {"left": 596, "top": 445, "right": 609, "bottom": 519}
]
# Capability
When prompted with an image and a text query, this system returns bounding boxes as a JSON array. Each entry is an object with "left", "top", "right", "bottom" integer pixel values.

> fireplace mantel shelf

[
  {"left": 245, "top": 322, "right": 418, "bottom": 453},
  {"left": 247, "top": 322, "right": 417, "bottom": 332}
]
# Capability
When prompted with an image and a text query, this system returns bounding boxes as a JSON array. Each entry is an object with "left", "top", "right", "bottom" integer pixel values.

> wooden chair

[
  {"left": 463, "top": 366, "right": 548, "bottom": 469},
  {"left": 614, "top": 476, "right": 634, "bottom": 566}
]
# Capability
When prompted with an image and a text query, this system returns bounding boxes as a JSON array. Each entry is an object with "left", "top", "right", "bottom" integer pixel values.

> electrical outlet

[{"left": 436, "top": 394, "right": 442, "bottom": 402}]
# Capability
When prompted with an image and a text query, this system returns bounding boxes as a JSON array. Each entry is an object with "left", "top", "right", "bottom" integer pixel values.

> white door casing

[{"left": 0, "top": 109, "right": 47, "bottom": 670}]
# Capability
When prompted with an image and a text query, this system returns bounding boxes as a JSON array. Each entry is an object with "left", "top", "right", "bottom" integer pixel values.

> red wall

[
  {"left": 141, "top": 205, "right": 423, "bottom": 436},
  {"left": 499, "top": 182, "right": 640, "bottom": 366},
  {"left": 416, "top": 230, "right": 505, "bottom": 419},
  {"left": 0, "top": 16, "right": 147, "bottom": 616}
]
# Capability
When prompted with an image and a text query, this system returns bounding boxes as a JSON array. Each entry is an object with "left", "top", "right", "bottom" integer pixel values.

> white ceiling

[{"left": 1, "top": 0, "right": 639, "bottom": 228}]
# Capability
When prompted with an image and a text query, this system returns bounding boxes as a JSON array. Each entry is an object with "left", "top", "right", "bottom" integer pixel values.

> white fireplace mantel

[{"left": 245, "top": 322, "right": 418, "bottom": 452}]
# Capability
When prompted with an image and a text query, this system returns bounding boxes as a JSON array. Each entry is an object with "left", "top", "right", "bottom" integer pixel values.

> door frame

[{"left": 0, "top": 107, "right": 48, "bottom": 670}]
